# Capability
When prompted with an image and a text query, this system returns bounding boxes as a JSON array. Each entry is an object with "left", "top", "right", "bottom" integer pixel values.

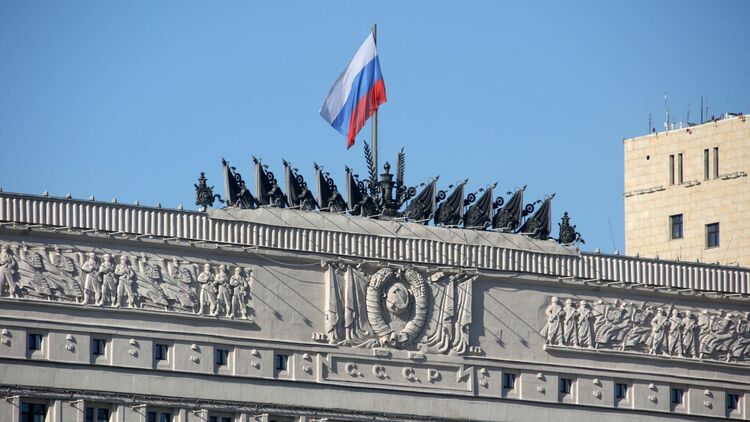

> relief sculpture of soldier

[
  {"left": 681, "top": 310, "right": 699, "bottom": 358},
  {"left": 230, "top": 267, "right": 250, "bottom": 319},
  {"left": 729, "top": 313, "right": 750, "bottom": 362},
  {"left": 576, "top": 300, "right": 594, "bottom": 348},
  {"left": 621, "top": 304, "right": 653, "bottom": 352},
  {"left": 540, "top": 297, "right": 563, "bottom": 345},
  {"left": 98, "top": 254, "right": 117, "bottom": 306},
  {"left": 667, "top": 309, "right": 683, "bottom": 357},
  {"left": 649, "top": 308, "right": 669, "bottom": 355},
  {"left": 561, "top": 299, "right": 578, "bottom": 346},
  {"left": 80, "top": 252, "right": 101, "bottom": 305},
  {"left": 197, "top": 264, "right": 217, "bottom": 316},
  {"left": 0, "top": 244, "right": 19, "bottom": 298},
  {"left": 214, "top": 265, "right": 232, "bottom": 317},
  {"left": 114, "top": 256, "right": 137, "bottom": 308}
]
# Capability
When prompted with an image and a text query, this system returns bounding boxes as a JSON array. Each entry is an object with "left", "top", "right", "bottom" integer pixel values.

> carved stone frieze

[
  {"left": 541, "top": 296, "right": 750, "bottom": 363},
  {"left": 318, "top": 262, "right": 479, "bottom": 356},
  {"left": 0, "top": 241, "right": 253, "bottom": 320}
]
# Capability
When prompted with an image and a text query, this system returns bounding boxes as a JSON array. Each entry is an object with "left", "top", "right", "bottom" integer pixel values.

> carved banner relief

[
  {"left": 0, "top": 241, "right": 253, "bottom": 320},
  {"left": 317, "top": 262, "right": 479, "bottom": 356},
  {"left": 541, "top": 296, "right": 750, "bottom": 363}
]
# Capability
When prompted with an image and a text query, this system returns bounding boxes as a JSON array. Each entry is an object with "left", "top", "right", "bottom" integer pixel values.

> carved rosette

[{"left": 365, "top": 267, "right": 428, "bottom": 348}]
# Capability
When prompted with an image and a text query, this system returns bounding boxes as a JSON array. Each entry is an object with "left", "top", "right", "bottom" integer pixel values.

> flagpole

[{"left": 371, "top": 23, "right": 379, "bottom": 175}]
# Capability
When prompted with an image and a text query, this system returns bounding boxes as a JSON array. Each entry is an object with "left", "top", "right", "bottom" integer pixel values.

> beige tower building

[{"left": 624, "top": 114, "right": 750, "bottom": 267}]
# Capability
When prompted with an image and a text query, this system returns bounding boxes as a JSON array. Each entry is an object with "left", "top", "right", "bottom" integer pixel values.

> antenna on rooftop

[
  {"left": 704, "top": 98, "right": 710, "bottom": 122},
  {"left": 700, "top": 96, "right": 704, "bottom": 124},
  {"left": 686, "top": 102, "right": 691, "bottom": 125},
  {"left": 663, "top": 93, "right": 670, "bottom": 131},
  {"left": 648, "top": 113, "right": 652, "bottom": 133}
]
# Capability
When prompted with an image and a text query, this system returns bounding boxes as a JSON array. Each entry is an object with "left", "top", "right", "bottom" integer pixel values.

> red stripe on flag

[{"left": 346, "top": 80, "right": 387, "bottom": 149}]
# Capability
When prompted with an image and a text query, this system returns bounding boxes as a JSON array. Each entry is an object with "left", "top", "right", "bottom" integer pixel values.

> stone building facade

[
  {"left": 624, "top": 114, "right": 750, "bottom": 266},
  {"left": 1, "top": 192, "right": 750, "bottom": 421}
]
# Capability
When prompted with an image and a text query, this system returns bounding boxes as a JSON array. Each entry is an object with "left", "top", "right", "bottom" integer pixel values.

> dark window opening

[
  {"left": 713, "top": 147, "right": 719, "bottom": 178},
  {"left": 275, "top": 354, "right": 289, "bottom": 372},
  {"left": 559, "top": 378, "right": 572, "bottom": 395},
  {"left": 147, "top": 411, "right": 172, "bottom": 422},
  {"left": 615, "top": 383, "right": 628, "bottom": 399},
  {"left": 21, "top": 402, "right": 47, "bottom": 422},
  {"left": 677, "top": 153, "right": 683, "bottom": 184},
  {"left": 154, "top": 344, "right": 169, "bottom": 361},
  {"left": 215, "top": 348, "right": 229, "bottom": 367},
  {"left": 85, "top": 407, "right": 110, "bottom": 422},
  {"left": 671, "top": 388, "right": 684, "bottom": 405},
  {"left": 28, "top": 333, "right": 42, "bottom": 351},
  {"left": 704, "top": 148, "right": 710, "bottom": 180},
  {"left": 502, "top": 373, "right": 516, "bottom": 390},
  {"left": 92, "top": 338, "right": 106, "bottom": 356},
  {"left": 669, "top": 154, "right": 675, "bottom": 185},
  {"left": 670, "top": 214, "right": 683, "bottom": 239},
  {"left": 706, "top": 223, "right": 720, "bottom": 248},
  {"left": 727, "top": 393, "right": 740, "bottom": 411}
]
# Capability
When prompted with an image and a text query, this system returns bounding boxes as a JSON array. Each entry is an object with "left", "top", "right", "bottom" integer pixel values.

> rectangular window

[
  {"left": 154, "top": 344, "right": 169, "bottom": 361},
  {"left": 85, "top": 407, "right": 110, "bottom": 422},
  {"left": 147, "top": 412, "right": 172, "bottom": 422},
  {"left": 669, "top": 154, "right": 675, "bottom": 185},
  {"left": 21, "top": 402, "right": 46, "bottom": 422},
  {"left": 615, "top": 383, "right": 628, "bottom": 399},
  {"left": 275, "top": 354, "right": 289, "bottom": 372},
  {"left": 677, "top": 153, "right": 683, "bottom": 184},
  {"left": 215, "top": 348, "right": 229, "bottom": 367},
  {"left": 559, "top": 378, "right": 572, "bottom": 394},
  {"left": 704, "top": 148, "right": 710, "bottom": 180},
  {"left": 671, "top": 388, "right": 684, "bottom": 405},
  {"left": 727, "top": 393, "right": 740, "bottom": 411},
  {"left": 670, "top": 214, "right": 683, "bottom": 239},
  {"left": 92, "top": 338, "right": 106, "bottom": 356},
  {"left": 706, "top": 223, "right": 720, "bottom": 248},
  {"left": 28, "top": 333, "right": 42, "bottom": 351},
  {"left": 713, "top": 147, "right": 719, "bottom": 178},
  {"left": 502, "top": 373, "right": 516, "bottom": 390}
]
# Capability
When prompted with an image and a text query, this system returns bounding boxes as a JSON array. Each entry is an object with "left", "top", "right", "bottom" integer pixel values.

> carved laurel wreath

[{"left": 365, "top": 267, "right": 428, "bottom": 347}]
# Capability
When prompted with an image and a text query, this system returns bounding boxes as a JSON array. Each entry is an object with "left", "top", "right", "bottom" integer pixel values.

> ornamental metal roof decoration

[
  {"left": 195, "top": 147, "right": 583, "bottom": 245},
  {"left": 222, "top": 159, "right": 255, "bottom": 209}
]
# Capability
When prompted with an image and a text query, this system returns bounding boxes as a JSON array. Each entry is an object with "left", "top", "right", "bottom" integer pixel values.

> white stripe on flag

[{"left": 320, "top": 32, "right": 378, "bottom": 123}]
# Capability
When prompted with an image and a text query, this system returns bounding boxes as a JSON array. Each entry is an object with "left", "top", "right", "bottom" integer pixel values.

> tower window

[
  {"left": 713, "top": 147, "right": 719, "bottom": 178},
  {"left": 706, "top": 223, "right": 720, "bottom": 248},
  {"left": 677, "top": 153, "right": 683, "bottom": 184},
  {"left": 669, "top": 154, "right": 675, "bottom": 185},
  {"left": 670, "top": 214, "right": 683, "bottom": 239},
  {"left": 704, "top": 148, "right": 709, "bottom": 180}
]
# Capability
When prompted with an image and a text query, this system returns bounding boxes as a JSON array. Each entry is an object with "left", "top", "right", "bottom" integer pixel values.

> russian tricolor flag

[{"left": 320, "top": 31, "right": 387, "bottom": 149}]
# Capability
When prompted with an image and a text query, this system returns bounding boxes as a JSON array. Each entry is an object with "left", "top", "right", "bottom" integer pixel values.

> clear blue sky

[{"left": 1, "top": 1, "right": 748, "bottom": 252}]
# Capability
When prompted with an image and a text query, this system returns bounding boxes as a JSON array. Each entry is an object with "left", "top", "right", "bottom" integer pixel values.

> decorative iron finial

[
  {"left": 195, "top": 172, "right": 221, "bottom": 211},
  {"left": 557, "top": 211, "right": 584, "bottom": 245}
]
